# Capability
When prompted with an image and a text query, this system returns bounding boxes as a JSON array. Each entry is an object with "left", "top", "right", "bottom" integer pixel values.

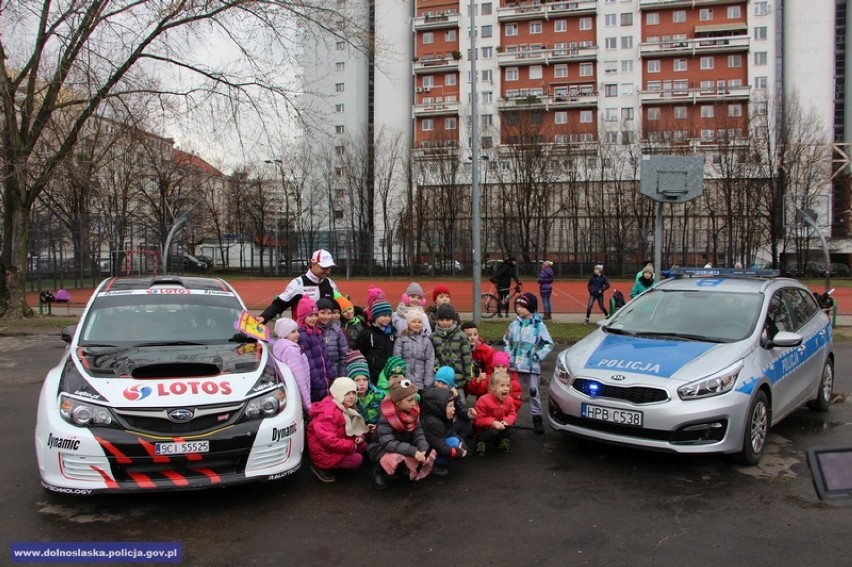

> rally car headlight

[
  {"left": 59, "top": 394, "right": 113, "bottom": 426},
  {"left": 677, "top": 360, "right": 743, "bottom": 400},
  {"left": 244, "top": 386, "right": 287, "bottom": 419},
  {"left": 555, "top": 357, "right": 572, "bottom": 385}
]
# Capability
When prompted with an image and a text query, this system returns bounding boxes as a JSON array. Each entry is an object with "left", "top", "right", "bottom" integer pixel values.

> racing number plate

[
  {"left": 581, "top": 403, "right": 643, "bottom": 427},
  {"left": 155, "top": 441, "right": 210, "bottom": 455}
]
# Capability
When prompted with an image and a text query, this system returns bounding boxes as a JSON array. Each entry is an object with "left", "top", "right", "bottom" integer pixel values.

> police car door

[
  {"left": 781, "top": 288, "right": 827, "bottom": 410},
  {"left": 763, "top": 290, "right": 807, "bottom": 419}
]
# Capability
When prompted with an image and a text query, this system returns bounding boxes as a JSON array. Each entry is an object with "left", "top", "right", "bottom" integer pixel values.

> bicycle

[{"left": 481, "top": 283, "right": 523, "bottom": 319}]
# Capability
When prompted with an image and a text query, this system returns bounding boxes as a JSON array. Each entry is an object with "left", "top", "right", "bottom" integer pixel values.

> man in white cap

[{"left": 258, "top": 249, "right": 339, "bottom": 323}]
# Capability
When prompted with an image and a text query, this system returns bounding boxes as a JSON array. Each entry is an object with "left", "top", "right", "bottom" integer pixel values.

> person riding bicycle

[{"left": 490, "top": 257, "right": 521, "bottom": 319}]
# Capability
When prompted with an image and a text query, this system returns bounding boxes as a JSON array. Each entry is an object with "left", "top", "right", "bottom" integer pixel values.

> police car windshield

[
  {"left": 79, "top": 291, "right": 243, "bottom": 346},
  {"left": 606, "top": 289, "right": 762, "bottom": 343}
]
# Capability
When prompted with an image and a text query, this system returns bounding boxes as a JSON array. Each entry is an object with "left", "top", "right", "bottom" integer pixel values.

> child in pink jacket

[
  {"left": 272, "top": 318, "right": 311, "bottom": 412},
  {"left": 307, "top": 377, "right": 369, "bottom": 482}
]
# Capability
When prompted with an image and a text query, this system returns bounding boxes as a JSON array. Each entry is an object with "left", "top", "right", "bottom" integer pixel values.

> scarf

[
  {"left": 334, "top": 399, "right": 369, "bottom": 437},
  {"left": 380, "top": 397, "right": 420, "bottom": 432}
]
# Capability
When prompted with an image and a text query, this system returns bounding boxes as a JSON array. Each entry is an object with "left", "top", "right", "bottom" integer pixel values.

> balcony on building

[
  {"left": 413, "top": 9, "right": 460, "bottom": 31},
  {"left": 640, "top": 28, "right": 749, "bottom": 57},
  {"left": 639, "top": 0, "right": 742, "bottom": 9},
  {"left": 413, "top": 53, "right": 461, "bottom": 74},
  {"left": 497, "top": 42, "right": 596, "bottom": 66},
  {"left": 498, "top": 0, "right": 596, "bottom": 22},
  {"left": 639, "top": 82, "right": 751, "bottom": 104},
  {"left": 412, "top": 140, "right": 461, "bottom": 160},
  {"left": 498, "top": 85, "right": 597, "bottom": 111},
  {"left": 413, "top": 98, "right": 460, "bottom": 117}
]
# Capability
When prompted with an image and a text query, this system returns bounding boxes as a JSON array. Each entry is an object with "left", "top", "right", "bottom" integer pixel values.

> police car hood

[
  {"left": 61, "top": 343, "right": 268, "bottom": 406},
  {"left": 569, "top": 333, "right": 751, "bottom": 382}
]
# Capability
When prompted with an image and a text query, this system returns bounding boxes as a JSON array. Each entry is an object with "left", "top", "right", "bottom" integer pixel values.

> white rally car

[
  {"left": 35, "top": 275, "right": 303, "bottom": 494},
  {"left": 548, "top": 269, "right": 834, "bottom": 464}
]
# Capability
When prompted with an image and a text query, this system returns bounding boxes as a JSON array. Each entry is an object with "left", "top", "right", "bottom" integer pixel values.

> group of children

[{"left": 269, "top": 282, "right": 554, "bottom": 490}]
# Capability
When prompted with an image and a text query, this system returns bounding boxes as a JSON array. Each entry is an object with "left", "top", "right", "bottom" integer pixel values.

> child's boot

[{"left": 533, "top": 415, "right": 545, "bottom": 434}]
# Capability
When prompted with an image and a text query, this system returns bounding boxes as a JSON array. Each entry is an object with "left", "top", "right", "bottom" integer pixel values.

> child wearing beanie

[
  {"left": 345, "top": 350, "right": 384, "bottom": 432},
  {"left": 367, "top": 376, "right": 435, "bottom": 490},
  {"left": 503, "top": 292, "right": 553, "bottom": 434},
  {"left": 356, "top": 296, "right": 396, "bottom": 386},
  {"left": 307, "top": 377, "right": 369, "bottom": 483},
  {"left": 316, "top": 297, "right": 349, "bottom": 377},
  {"left": 473, "top": 371, "right": 517, "bottom": 455},
  {"left": 420, "top": 387, "right": 468, "bottom": 476},
  {"left": 377, "top": 355, "right": 408, "bottom": 393},
  {"left": 432, "top": 365, "right": 474, "bottom": 440},
  {"left": 393, "top": 281, "right": 432, "bottom": 336},
  {"left": 393, "top": 309, "right": 436, "bottom": 393},
  {"left": 426, "top": 284, "right": 458, "bottom": 330},
  {"left": 297, "top": 296, "right": 333, "bottom": 404},
  {"left": 491, "top": 350, "right": 523, "bottom": 412},
  {"left": 431, "top": 303, "right": 473, "bottom": 391},
  {"left": 337, "top": 294, "right": 365, "bottom": 349},
  {"left": 272, "top": 317, "right": 311, "bottom": 412}
]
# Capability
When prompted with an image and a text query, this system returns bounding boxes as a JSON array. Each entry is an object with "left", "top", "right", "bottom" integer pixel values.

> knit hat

[
  {"left": 316, "top": 297, "right": 338, "bottom": 312},
  {"left": 330, "top": 377, "right": 357, "bottom": 404},
  {"left": 432, "top": 285, "right": 451, "bottom": 302},
  {"left": 405, "top": 309, "right": 423, "bottom": 324},
  {"left": 336, "top": 295, "right": 354, "bottom": 314},
  {"left": 406, "top": 282, "right": 424, "bottom": 298},
  {"left": 436, "top": 303, "right": 457, "bottom": 321},
  {"left": 491, "top": 351, "right": 510, "bottom": 367},
  {"left": 382, "top": 355, "right": 407, "bottom": 379},
  {"left": 388, "top": 375, "right": 418, "bottom": 403},
  {"left": 434, "top": 366, "right": 456, "bottom": 388},
  {"left": 345, "top": 351, "right": 371, "bottom": 380},
  {"left": 366, "top": 285, "right": 385, "bottom": 310},
  {"left": 370, "top": 299, "right": 393, "bottom": 320},
  {"left": 274, "top": 317, "right": 298, "bottom": 339},
  {"left": 296, "top": 296, "right": 318, "bottom": 326},
  {"left": 516, "top": 292, "right": 538, "bottom": 313}
]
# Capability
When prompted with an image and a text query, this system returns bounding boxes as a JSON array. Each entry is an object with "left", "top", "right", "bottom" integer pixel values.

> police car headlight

[
  {"left": 59, "top": 394, "right": 113, "bottom": 426},
  {"left": 677, "top": 360, "right": 743, "bottom": 400},
  {"left": 555, "top": 357, "right": 572, "bottom": 385},
  {"left": 244, "top": 385, "right": 286, "bottom": 419}
]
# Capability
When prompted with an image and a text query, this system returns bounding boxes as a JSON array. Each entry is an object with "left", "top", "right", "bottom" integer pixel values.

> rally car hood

[
  {"left": 61, "top": 342, "right": 268, "bottom": 406},
  {"left": 565, "top": 332, "right": 753, "bottom": 382}
]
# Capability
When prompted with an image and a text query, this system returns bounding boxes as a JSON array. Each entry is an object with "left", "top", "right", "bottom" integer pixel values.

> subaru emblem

[
  {"left": 611, "top": 374, "right": 626, "bottom": 381},
  {"left": 168, "top": 408, "right": 194, "bottom": 423}
]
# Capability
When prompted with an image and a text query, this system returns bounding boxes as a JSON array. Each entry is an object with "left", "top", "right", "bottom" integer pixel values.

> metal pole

[
  {"left": 797, "top": 208, "right": 831, "bottom": 294},
  {"left": 469, "top": 0, "right": 481, "bottom": 322},
  {"left": 654, "top": 201, "right": 663, "bottom": 279}
]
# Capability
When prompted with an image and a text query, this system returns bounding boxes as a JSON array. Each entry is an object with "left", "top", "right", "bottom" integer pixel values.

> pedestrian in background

[
  {"left": 537, "top": 261, "right": 554, "bottom": 320},
  {"left": 631, "top": 266, "right": 656, "bottom": 299},
  {"left": 490, "top": 257, "right": 521, "bottom": 318},
  {"left": 585, "top": 264, "right": 610, "bottom": 324}
]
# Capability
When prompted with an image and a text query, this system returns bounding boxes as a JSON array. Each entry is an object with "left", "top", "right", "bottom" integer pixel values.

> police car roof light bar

[{"left": 669, "top": 267, "right": 781, "bottom": 278}]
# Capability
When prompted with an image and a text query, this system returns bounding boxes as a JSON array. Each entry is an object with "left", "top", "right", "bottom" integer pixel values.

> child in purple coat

[
  {"left": 297, "top": 296, "right": 332, "bottom": 403},
  {"left": 272, "top": 317, "right": 311, "bottom": 412}
]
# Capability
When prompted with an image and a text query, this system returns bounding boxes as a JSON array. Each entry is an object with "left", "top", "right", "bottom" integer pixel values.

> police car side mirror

[
  {"left": 766, "top": 331, "right": 802, "bottom": 349},
  {"left": 60, "top": 325, "right": 76, "bottom": 344}
]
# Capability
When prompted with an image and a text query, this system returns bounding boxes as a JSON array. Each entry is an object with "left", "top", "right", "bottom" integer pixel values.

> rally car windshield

[
  {"left": 78, "top": 293, "right": 244, "bottom": 347},
  {"left": 605, "top": 289, "right": 763, "bottom": 343}
]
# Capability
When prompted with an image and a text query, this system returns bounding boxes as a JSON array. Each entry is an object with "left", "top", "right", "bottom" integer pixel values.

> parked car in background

[
  {"left": 421, "top": 259, "right": 464, "bottom": 274},
  {"left": 195, "top": 254, "right": 214, "bottom": 269}
]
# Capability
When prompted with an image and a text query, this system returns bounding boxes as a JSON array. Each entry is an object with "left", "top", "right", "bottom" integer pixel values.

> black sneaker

[
  {"left": 311, "top": 465, "right": 335, "bottom": 483},
  {"left": 431, "top": 466, "right": 449, "bottom": 477},
  {"left": 533, "top": 415, "right": 545, "bottom": 435},
  {"left": 475, "top": 441, "right": 486, "bottom": 456},
  {"left": 499, "top": 438, "right": 511, "bottom": 453},
  {"left": 371, "top": 466, "right": 388, "bottom": 491}
]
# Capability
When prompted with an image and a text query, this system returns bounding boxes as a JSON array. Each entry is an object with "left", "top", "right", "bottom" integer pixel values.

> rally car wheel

[
  {"left": 735, "top": 390, "right": 769, "bottom": 466},
  {"left": 807, "top": 360, "right": 833, "bottom": 412}
]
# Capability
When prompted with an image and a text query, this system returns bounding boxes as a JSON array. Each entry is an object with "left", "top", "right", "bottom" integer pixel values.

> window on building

[
  {"left": 529, "top": 65, "right": 543, "bottom": 80},
  {"left": 446, "top": 73, "right": 457, "bottom": 85},
  {"left": 620, "top": 13, "right": 633, "bottom": 26},
  {"left": 336, "top": 41, "right": 345, "bottom": 50},
  {"left": 754, "top": 26, "right": 767, "bottom": 40},
  {"left": 754, "top": 51, "right": 768, "bottom": 65},
  {"left": 605, "top": 14, "right": 616, "bottom": 27},
  {"left": 482, "top": 2, "right": 492, "bottom": 15},
  {"left": 423, "top": 32, "right": 433, "bottom": 44},
  {"left": 445, "top": 117, "right": 457, "bottom": 130},
  {"left": 673, "top": 10, "right": 686, "bottom": 23},
  {"left": 647, "top": 107, "right": 660, "bottom": 120},
  {"left": 700, "top": 80, "right": 714, "bottom": 92},
  {"left": 482, "top": 114, "right": 493, "bottom": 127},
  {"left": 699, "top": 8, "right": 713, "bottom": 21},
  {"left": 605, "top": 37, "right": 617, "bottom": 49},
  {"left": 606, "top": 131, "right": 619, "bottom": 143},
  {"left": 554, "top": 64, "right": 568, "bottom": 78},
  {"left": 482, "top": 69, "right": 493, "bottom": 82},
  {"left": 755, "top": 76, "right": 768, "bottom": 89},
  {"left": 530, "top": 21, "right": 542, "bottom": 34},
  {"left": 580, "top": 133, "right": 594, "bottom": 142},
  {"left": 555, "top": 111, "right": 568, "bottom": 124},
  {"left": 754, "top": 2, "right": 768, "bottom": 15},
  {"left": 505, "top": 23, "right": 518, "bottom": 36},
  {"left": 700, "top": 105, "right": 715, "bottom": 118},
  {"left": 335, "top": 145, "right": 345, "bottom": 155},
  {"left": 646, "top": 12, "right": 659, "bottom": 25},
  {"left": 335, "top": 125, "right": 345, "bottom": 134},
  {"left": 423, "top": 76, "right": 434, "bottom": 87},
  {"left": 647, "top": 60, "right": 661, "bottom": 73},
  {"left": 335, "top": 62, "right": 345, "bottom": 71},
  {"left": 674, "top": 106, "right": 687, "bottom": 119},
  {"left": 621, "top": 107, "right": 635, "bottom": 120},
  {"left": 623, "top": 130, "right": 635, "bottom": 143},
  {"left": 647, "top": 80, "right": 661, "bottom": 91},
  {"left": 505, "top": 67, "right": 519, "bottom": 81},
  {"left": 481, "top": 136, "right": 493, "bottom": 148},
  {"left": 335, "top": 82, "right": 345, "bottom": 92},
  {"left": 729, "top": 104, "right": 742, "bottom": 117},
  {"left": 422, "top": 119, "right": 433, "bottom": 131},
  {"left": 555, "top": 134, "right": 568, "bottom": 144},
  {"left": 728, "top": 54, "right": 742, "bottom": 68},
  {"left": 701, "top": 129, "right": 714, "bottom": 140},
  {"left": 335, "top": 104, "right": 344, "bottom": 113},
  {"left": 482, "top": 46, "right": 493, "bottom": 58},
  {"left": 621, "top": 83, "right": 634, "bottom": 95},
  {"left": 621, "top": 36, "right": 633, "bottom": 49},
  {"left": 481, "top": 25, "right": 493, "bottom": 38},
  {"left": 604, "top": 60, "right": 618, "bottom": 74},
  {"left": 674, "top": 79, "right": 688, "bottom": 92},
  {"left": 554, "top": 19, "right": 567, "bottom": 32},
  {"left": 579, "top": 17, "right": 592, "bottom": 30},
  {"left": 727, "top": 5, "right": 741, "bottom": 19},
  {"left": 579, "top": 63, "right": 593, "bottom": 76},
  {"left": 580, "top": 110, "right": 593, "bottom": 123},
  {"left": 700, "top": 56, "right": 714, "bottom": 70},
  {"left": 482, "top": 91, "right": 493, "bottom": 103},
  {"left": 445, "top": 30, "right": 456, "bottom": 42},
  {"left": 605, "top": 84, "right": 618, "bottom": 97},
  {"left": 674, "top": 58, "right": 687, "bottom": 71},
  {"left": 335, "top": 167, "right": 344, "bottom": 177},
  {"left": 621, "top": 59, "right": 633, "bottom": 72},
  {"left": 605, "top": 108, "right": 618, "bottom": 121}
]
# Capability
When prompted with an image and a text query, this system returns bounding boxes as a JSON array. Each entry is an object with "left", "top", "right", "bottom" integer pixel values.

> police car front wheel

[
  {"left": 735, "top": 390, "right": 769, "bottom": 466},
  {"left": 807, "top": 360, "right": 833, "bottom": 412}
]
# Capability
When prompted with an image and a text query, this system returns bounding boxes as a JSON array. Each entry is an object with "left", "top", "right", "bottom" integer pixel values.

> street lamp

[{"left": 264, "top": 159, "right": 284, "bottom": 276}]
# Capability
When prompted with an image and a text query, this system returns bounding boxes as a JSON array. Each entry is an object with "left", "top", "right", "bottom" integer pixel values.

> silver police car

[{"left": 548, "top": 269, "right": 834, "bottom": 464}]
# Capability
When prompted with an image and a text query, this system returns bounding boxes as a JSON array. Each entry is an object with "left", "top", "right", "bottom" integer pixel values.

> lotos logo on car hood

[{"left": 123, "top": 385, "right": 152, "bottom": 400}]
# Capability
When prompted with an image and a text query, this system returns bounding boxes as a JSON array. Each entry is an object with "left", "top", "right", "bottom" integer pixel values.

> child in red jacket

[
  {"left": 491, "top": 351, "right": 523, "bottom": 412},
  {"left": 462, "top": 321, "right": 494, "bottom": 398},
  {"left": 307, "top": 377, "right": 369, "bottom": 483},
  {"left": 473, "top": 372, "right": 517, "bottom": 456}
]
